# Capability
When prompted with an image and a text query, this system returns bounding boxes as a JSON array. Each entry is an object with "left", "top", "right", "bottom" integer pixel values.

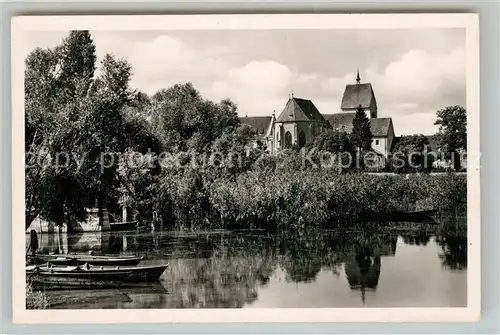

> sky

[{"left": 22, "top": 29, "right": 466, "bottom": 136}]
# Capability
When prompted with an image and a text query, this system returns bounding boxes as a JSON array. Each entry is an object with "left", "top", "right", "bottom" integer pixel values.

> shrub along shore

[{"left": 147, "top": 170, "right": 467, "bottom": 233}]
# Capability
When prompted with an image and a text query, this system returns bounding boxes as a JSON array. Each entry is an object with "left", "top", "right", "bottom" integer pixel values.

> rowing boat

[
  {"left": 26, "top": 263, "right": 169, "bottom": 290},
  {"left": 29, "top": 253, "right": 144, "bottom": 266}
]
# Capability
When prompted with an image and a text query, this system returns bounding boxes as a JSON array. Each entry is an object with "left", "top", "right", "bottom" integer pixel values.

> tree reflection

[
  {"left": 278, "top": 238, "right": 324, "bottom": 283},
  {"left": 166, "top": 247, "right": 277, "bottom": 308},
  {"left": 401, "top": 230, "right": 431, "bottom": 246},
  {"left": 343, "top": 234, "right": 387, "bottom": 304},
  {"left": 436, "top": 234, "right": 467, "bottom": 270}
]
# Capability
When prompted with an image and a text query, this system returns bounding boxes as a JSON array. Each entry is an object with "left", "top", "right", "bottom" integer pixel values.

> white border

[{"left": 11, "top": 13, "right": 480, "bottom": 324}]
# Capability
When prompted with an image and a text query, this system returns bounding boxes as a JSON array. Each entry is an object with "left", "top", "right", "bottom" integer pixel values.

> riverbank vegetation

[
  {"left": 26, "top": 279, "right": 48, "bottom": 309},
  {"left": 25, "top": 31, "right": 467, "bottom": 234}
]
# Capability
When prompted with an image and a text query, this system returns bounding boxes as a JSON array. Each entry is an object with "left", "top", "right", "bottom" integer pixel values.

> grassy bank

[
  {"left": 26, "top": 279, "right": 48, "bottom": 309},
  {"left": 151, "top": 171, "right": 467, "bottom": 232}
]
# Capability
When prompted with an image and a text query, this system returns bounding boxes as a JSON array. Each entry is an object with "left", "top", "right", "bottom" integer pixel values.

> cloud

[
  {"left": 22, "top": 30, "right": 466, "bottom": 135},
  {"left": 375, "top": 47, "right": 465, "bottom": 101},
  {"left": 128, "top": 35, "right": 188, "bottom": 80},
  {"left": 203, "top": 60, "right": 294, "bottom": 115},
  {"left": 226, "top": 60, "right": 292, "bottom": 92}
]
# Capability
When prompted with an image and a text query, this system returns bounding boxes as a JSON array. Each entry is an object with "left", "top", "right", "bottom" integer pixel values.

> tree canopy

[
  {"left": 434, "top": 105, "right": 466, "bottom": 171},
  {"left": 25, "top": 31, "right": 163, "bottom": 229},
  {"left": 390, "top": 134, "right": 433, "bottom": 173}
]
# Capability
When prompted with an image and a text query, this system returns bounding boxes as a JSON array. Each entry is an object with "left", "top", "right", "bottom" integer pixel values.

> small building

[
  {"left": 26, "top": 208, "right": 111, "bottom": 234},
  {"left": 322, "top": 113, "right": 395, "bottom": 158},
  {"left": 239, "top": 115, "right": 274, "bottom": 150}
]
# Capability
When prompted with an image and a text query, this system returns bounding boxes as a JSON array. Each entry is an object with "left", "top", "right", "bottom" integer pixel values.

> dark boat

[
  {"left": 26, "top": 263, "right": 169, "bottom": 290},
  {"left": 110, "top": 221, "right": 137, "bottom": 231},
  {"left": 325, "top": 209, "right": 438, "bottom": 227},
  {"left": 359, "top": 209, "right": 438, "bottom": 222},
  {"left": 28, "top": 253, "right": 144, "bottom": 266}
]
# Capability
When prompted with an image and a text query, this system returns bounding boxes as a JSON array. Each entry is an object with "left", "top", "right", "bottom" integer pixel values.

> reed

[{"left": 152, "top": 170, "right": 467, "bottom": 232}]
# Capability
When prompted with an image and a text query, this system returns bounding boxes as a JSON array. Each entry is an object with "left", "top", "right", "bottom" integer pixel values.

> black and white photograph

[{"left": 12, "top": 14, "right": 480, "bottom": 323}]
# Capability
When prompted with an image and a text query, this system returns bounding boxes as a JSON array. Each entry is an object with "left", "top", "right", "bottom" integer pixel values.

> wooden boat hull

[
  {"left": 27, "top": 264, "right": 169, "bottom": 290},
  {"left": 30, "top": 254, "right": 143, "bottom": 266},
  {"left": 359, "top": 210, "right": 437, "bottom": 222},
  {"left": 110, "top": 222, "right": 137, "bottom": 231}
]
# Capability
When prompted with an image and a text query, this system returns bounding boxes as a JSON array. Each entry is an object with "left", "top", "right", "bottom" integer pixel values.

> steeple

[{"left": 356, "top": 69, "right": 361, "bottom": 84}]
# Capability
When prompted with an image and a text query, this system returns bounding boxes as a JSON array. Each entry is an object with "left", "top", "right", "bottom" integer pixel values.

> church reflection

[{"left": 343, "top": 234, "right": 396, "bottom": 304}]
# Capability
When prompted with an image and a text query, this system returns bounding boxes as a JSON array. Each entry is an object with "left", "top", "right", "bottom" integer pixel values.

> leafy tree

[
  {"left": 24, "top": 31, "right": 161, "bottom": 230},
  {"left": 24, "top": 31, "right": 97, "bottom": 230},
  {"left": 311, "top": 130, "right": 355, "bottom": 170},
  {"left": 149, "top": 83, "right": 240, "bottom": 153},
  {"left": 313, "top": 130, "right": 354, "bottom": 153},
  {"left": 351, "top": 105, "right": 373, "bottom": 151},
  {"left": 434, "top": 105, "right": 467, "bottom": 171},
  {"left": 56, "top": 31, "right": 96, "bottom": 100},
  {"left": 390, "top": 134, "right": 433, "bottom": 173},
  {"left": 208, "top": 124, "right": 258, "bottom": 179}
]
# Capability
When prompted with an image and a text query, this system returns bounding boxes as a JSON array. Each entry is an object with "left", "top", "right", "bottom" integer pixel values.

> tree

[
  {"left": 149, "top": 83, "right": 240, "bottom": 153},
  {"left": 24, "top": 31, "right": 161, "bottom": 230},
  {"left": 24, "top": 31, "right": 97, "bottom": 230},
  {"left": 313, "top": 130, "right": 354, "bottom": 153},
  {"left": 351, "top": 105, "right": 372, "bottom": 151},
  {"left": 390, "top": 134, "right": 433, "bottom": 173},
  {"left": 434, "top": 105, "right": 467, "bottom": 171},
  {"left": 209, "top": 124, "right": 258, "bottom": 179},
  {"left": 311, "top": 130, "right": 355, "bottom": 170}
]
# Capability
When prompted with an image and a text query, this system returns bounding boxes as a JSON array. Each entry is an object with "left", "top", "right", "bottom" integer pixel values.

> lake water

[{"left": 28, "top": 227, "right": 467, "bottom": 309}]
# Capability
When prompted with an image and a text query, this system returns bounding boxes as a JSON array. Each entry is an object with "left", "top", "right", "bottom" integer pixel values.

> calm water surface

[{"left": 30, "top": 227, "right": 467, "bottom": 309}]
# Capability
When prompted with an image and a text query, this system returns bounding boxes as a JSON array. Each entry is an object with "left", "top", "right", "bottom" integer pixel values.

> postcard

[{"left": 11, "top": 13, "right": 480, "bottom": 323}]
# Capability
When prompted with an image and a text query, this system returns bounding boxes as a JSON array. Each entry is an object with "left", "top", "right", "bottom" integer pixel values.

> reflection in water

[
  {"left": 436, "top": 234, "right": 467, "bottom": 271},
  {"left": 345, "top": 244, "right": 381, "bottom": 304},
  {"left": 401, "top": 230, "right": 431, "bottom": 246},
  {"left": 28, "top": 225, "right": 467, "bottom": 309}
]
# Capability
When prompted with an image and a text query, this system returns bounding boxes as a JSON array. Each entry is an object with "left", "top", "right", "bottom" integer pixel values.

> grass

[{"left": 26, "top": 279, "right": 48, "bottom": 309}]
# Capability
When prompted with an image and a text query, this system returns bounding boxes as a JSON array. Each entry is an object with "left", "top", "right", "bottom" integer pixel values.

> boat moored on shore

[
  {"left": 28, "top": 253, "right": 144, "bottom": 267},
  {"left": 27, "top": 263, "right": 169, "bottom": 290}
]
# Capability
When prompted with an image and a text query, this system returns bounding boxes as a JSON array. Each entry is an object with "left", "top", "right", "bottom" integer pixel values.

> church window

[
  {"left": 284, "top": 131, "right": 293, "bottom": 148},
  {"left": 375, "top": 140, "right": 379, "bottom": 145}
]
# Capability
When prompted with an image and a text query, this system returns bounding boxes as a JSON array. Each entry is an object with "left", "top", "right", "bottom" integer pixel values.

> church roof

[
  {"left": 276, "top": 97, "right": 326, "bottom": 123},
  {"left": 322, "top": 113, "right": 356, "bottom": 132},
  {"left": 239, "top": 116, "right": 272, "bottom": 138},
  {"left": 322, "top": 113, "right": 393, "bottom": 137},
  {"left": 370, "top": 118, "right": 393, "bottom": 137},
  {"left": 341, "top": 83, "right": 376, "bottom": 110}
]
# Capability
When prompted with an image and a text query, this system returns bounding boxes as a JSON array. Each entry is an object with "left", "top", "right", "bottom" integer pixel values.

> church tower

[{"left": 340, "top": 70, "right": 378, "bottom": 119}]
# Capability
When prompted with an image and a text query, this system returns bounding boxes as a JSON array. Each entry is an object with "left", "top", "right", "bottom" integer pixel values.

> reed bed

[{"left": 154, "top": 171, "right": 467, "bottom": 232}]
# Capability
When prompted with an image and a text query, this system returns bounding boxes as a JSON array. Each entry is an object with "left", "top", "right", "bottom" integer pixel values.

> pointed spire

[
  {"left": 290, "top": 89, "right": 295, "bottom": 99},
  {"left": 356, "top": 69, "right": 361, "bottom": 84}
]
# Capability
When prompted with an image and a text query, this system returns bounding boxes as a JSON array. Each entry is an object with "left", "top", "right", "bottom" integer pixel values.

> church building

[{"left": 240, "top": 72, "right": 395, "bottom": 158}]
